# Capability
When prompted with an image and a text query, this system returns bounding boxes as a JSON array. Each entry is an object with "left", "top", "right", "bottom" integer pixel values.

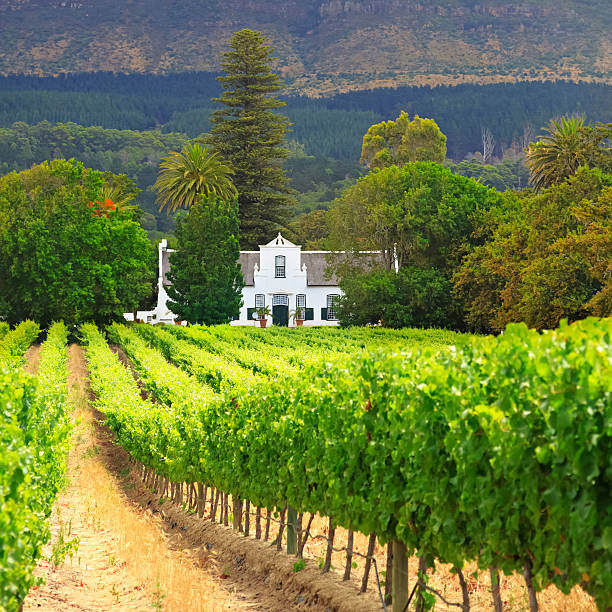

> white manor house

[{"left": 134, "top": 233, "right": 368, "bottom": 327}]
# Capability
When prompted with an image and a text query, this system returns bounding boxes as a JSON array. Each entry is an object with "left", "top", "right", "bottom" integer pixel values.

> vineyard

[
  {"left": 2, "top": 319, "right": 612, "bottom": 611},
  {"left": 0, "top": 321, "right": 70, "bottom": 611}
]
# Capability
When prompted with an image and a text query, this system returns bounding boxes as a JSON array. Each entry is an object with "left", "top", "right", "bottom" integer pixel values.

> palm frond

[{"left": 153, "top": 143, "right": 238, "bottom": 212}]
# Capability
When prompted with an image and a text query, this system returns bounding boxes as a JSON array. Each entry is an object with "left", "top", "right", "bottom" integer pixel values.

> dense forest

[
  {"left": 0, "top": 121, "right": 364, "bottom": 236},
  {"left": 1, "top": 74, "right": 610, "bottom": 159},
  {"left": 1, "top": 74, "right": 610, "bottom": 235}
]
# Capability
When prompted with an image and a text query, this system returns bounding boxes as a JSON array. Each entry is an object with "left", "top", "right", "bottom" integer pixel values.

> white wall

[{"left": 233, "top": 240, "right": 341, "bottom": 327}]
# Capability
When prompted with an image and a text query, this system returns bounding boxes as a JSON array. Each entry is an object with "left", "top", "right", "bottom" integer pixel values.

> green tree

[
  {"left": 153, "top": 143, "right": 236, "bottom": 212},
  {"left": 328, "top": 162, "right": 501, "bottom": 329},
  {"left": 450, "top": 157, "right": 531, "bottom": 191},
  {"left": 336, "top": 266, "right": 458, "bottom": 329},
  {"left": 287, "top": 210, "right": 329, "bottom": 249},
  {"left": 360, "top": 112, "right": 447, "bottom": 170},
  {"left": 560, "top": 185, "right": 612, "bottom": 316},
  {"left": 526, "top": 117, "right": 611, "bottom": 191},
  {"left": 329, "top": 162, "right": 501, "bottom": 273},
  {"left": 167, "top": 196, "right": 244, "bottom": 324},
  {"left": 207, "top": 29, "right": 295, "bottom": 249},
  {"left": 0, "top": 159, "right": 152, "bottom": 327},
  {"left": 454, "top": 167, "right": 612, "bottom": 332}
]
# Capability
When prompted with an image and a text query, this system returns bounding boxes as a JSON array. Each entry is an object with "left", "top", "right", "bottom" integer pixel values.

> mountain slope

[{"left": 1, "top": 1, "right": 610, "bottom": 94}]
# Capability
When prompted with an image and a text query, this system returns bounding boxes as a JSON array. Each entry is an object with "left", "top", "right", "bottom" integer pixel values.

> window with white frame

[
  {"left": 275, "top": 255, "right": 286, "bottom": 278},
  {"left": 296, "top": 294, "right": 306, "bottom": 308},
  {"left": 272, "top": 294, "right": 289, "bottom": 306},
  {"left": 255, "top": 294, "right": 265, "bottom": 308},
  {"left": 327, "top": 294, "right": 340, "bottom": 320}
]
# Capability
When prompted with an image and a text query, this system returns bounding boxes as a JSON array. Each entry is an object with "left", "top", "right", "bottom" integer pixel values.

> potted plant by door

[
  {"left": 255, "top": 306, "right": 271, "bottom": 328},
  {"left": 290, "top": 306, "right": 306, "bottom": 327}
]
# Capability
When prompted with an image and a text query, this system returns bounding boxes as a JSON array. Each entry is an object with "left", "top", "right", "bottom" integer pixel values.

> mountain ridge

[{"left": 1, "top": 0, "right": 610, "bottom": 95}]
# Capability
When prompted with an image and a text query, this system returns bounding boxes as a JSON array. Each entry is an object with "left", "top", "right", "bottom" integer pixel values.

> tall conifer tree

[{"left": 207, "top": 29, "right": 295, "bottom": 248}]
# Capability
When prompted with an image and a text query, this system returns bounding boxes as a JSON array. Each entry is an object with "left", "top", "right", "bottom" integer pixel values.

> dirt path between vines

[
  {"left": 22, "top": 344, "right": 236, "bottom": 611},
  {"left": 22, "top": 344, "right": 382, "bottom": 612},
  {"left": 23, "top": 344, "right": 41, "bottom": 375}
]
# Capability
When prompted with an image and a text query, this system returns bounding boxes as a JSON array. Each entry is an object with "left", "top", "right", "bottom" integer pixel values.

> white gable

[{"left": 262, "top": 233, "right": 297, "bottom": 248}]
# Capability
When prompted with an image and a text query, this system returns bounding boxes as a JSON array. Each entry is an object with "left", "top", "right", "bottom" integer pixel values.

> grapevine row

[
  {"left": 0, "top": 320, "right": 40, "bottom": 367},
  {"left": 0, "top": 322, "right": 70, "bottom": 611},
  {"left": 88, "top": 319, "right": 612, "bottom": 609},
  {"left": 167, "top": 324, "right": 301, "bottom": 378},
  {"left": 134, "top": 323, "right": 261, "bottom": 393},
  {"left": 107, "top": 323, "right": 217, "bottom": 407}
]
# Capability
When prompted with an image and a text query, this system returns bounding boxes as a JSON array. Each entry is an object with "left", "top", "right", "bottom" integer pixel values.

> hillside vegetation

[
  {"left": 1, "top": 76, "right": 610, "bottom": 234},
  {"left": 1, "top": 0, "right": 610, "bottom": 93}
]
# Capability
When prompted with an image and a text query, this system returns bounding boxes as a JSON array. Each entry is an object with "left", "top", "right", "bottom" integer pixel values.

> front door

[
  {"left": 272, "top": 304, "right": 289, "bottom": 327},
  {"left": 272, "top": 294, "right": 289, "bottom": 327}
]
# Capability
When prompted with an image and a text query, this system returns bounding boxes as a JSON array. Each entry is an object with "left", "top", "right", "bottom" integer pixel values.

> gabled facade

[
  {"left": 137, "top": 233, "right": 366, "bottom": 327},
  {"left": 236, "top": 233, "right": 343, "bottom": 326}
]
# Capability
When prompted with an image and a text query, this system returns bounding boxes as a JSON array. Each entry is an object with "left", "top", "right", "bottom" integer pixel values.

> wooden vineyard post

[
  {"left": 360, "top": 533, "right": 377, "bottom": 593},
  {"left": 232, "top": 496, "right": 242, "bottom": 531},
  {"left": 343, "top": 530, "right": 354, "bottom": 581},
  {"left": 255, "top": 506, "right": 262, "bottom": 539},
  {"left": 265, "top": 509, "right": 271, "bottom": 541},
  {"left": 286, "top": 506, "right": 298, "bottom": 555},
  {"left": 323, "top": 517, "right": 335, "bottom": 572},
  {"left": 490, "top": 568, "right": 503, "bottom": 612},
  {"left": 385, "top": 542, "right": 393, "bottom": 603},
  {"left": 244, "top": 500, "right": 250, "bottom": 537},
  {"left": 392, "top": 540, "right": 409, "bottom": 612}
]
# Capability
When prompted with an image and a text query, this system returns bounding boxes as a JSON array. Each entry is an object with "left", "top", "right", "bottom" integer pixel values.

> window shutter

[
  {"left": 305, "top": 308, "right": 314, "bottom": 321},
  {"left": 247, "top": 308, "right": 256, "bottom": 321},
  {"left": 321, "top": 307, "right": 328, "bottom": 320}
]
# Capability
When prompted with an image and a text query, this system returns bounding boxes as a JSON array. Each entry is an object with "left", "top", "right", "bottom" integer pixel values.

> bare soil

[
  {"left": 23, "top": 344, "right": 155, "bottom": 611},
  {"left": 23, "top": 344, "right": 41, "bottom": 375}
]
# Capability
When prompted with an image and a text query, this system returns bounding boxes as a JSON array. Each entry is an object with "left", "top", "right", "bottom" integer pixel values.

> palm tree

[
  {"left": 526, "top": 116, "right": 593, "bottom": 192},
  {"left": 154, "top": 143, "right": 237, "bottom": 212}
]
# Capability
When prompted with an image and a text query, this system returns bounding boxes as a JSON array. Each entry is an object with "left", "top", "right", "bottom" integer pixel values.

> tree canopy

[
  {"left": 454, "top": 167, "right": 612, "bottom": 332},
  {"left": 329, "top": 162, "right": 502, "bottom": 273},
  {"left": 0, "top": 159, "right": 152, "bottom": 327},
  {"left": 206, "top": 29, "right": 295, "bottom": 248},
  {"left": 167, "top": 196, "right": 244, "bottom": 324},
  {"left": 328, "top": 162, "right": 502, "bottom": 329},
  {"left": 360, "top": 112, "right": 447, "bottom": 170},
  {"left": 526, "top": 117, "right": 611, "bottom": 191}
]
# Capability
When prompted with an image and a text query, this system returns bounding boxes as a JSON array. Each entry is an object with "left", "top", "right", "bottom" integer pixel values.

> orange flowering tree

[
  {"left": 0, "top": 159, "right": 152, "bottom": 327},
  {"left": 88, "top": 197, "right": 117, "bottom": 216}
]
